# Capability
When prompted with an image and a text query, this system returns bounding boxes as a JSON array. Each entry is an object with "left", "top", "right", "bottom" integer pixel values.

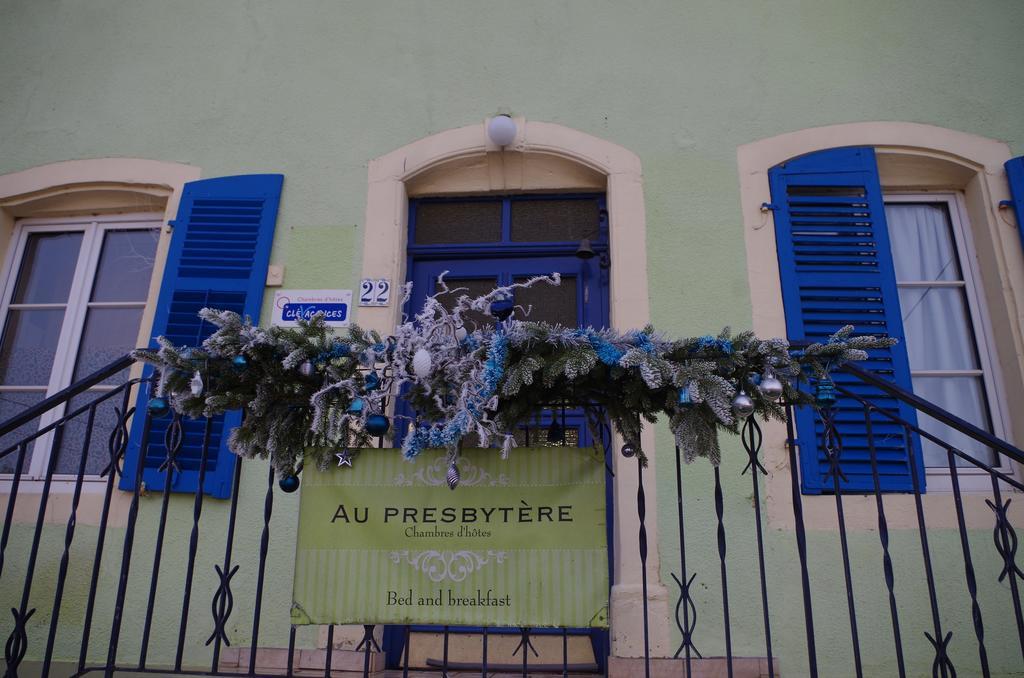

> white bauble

[
  {"left": 412, "top": 348, "right": 433, "bottom": 379},
  {"left": 454, "top": 325, "right": 468, "bottom": 341}
]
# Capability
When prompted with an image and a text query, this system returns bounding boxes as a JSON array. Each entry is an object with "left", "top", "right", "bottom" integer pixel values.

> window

[
  {"left": 885, "top": 195, "right": 1005, "bottom": 473},
  {"left": 0, "top": 214, "right": 160, "bottom": 478}
]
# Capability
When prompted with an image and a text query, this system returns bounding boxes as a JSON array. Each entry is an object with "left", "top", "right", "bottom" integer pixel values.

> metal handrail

[
  {"left": 839, "top": 362, "right": 1024, "bottom": 466},
  {"left": 0, "top": 352, "right": 138, "bottom": 439}
]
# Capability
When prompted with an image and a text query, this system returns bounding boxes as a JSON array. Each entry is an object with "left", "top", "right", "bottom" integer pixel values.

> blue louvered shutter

[
  {"left": 769, "top": 147, "right": 924, "bottom": 494},
  {"left": 121, "top": 174, "right": 284, "bottom": 499},
  {"left": 1006, "top": 156, "right": 1024, "bottom": 251}
]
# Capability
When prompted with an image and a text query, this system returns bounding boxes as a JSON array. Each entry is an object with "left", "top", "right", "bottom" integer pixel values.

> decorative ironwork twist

[
  {"left": 987, "top": 498, "right": 1024, "bottom": 583},
  {"left": 356, "top": 624, "right": 382, "bottom": 653},
  {"left": 100, "top": 405, "right": 134, "bottom": 478},
  {"left": 819, "top": 404, "right": 848, "bottom": 485},
  {"left": 158, "top": 411, "right": 184, "bottom": 476},
  {"left": 740, "top": 416, "right": 768, "bottom": 477},
  {"left": 4, "top": 606, "right": 34, "bottom": 677},
  {"left": 924, "top": 631, "right": 956, "bottom": 678},
  {"left": 205, "top": 563, "right": 239, "bottom": 646},
  {"left": 511, "top": 628, "right": 539, "bottom": 658},
  {"left": 671, "top": 572, "right": 701, "bottom": 659}
]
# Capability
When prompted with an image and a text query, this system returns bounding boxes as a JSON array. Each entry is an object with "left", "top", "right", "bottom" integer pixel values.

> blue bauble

[
  {"left": 278, "top": 474, "right": 300, "bottom": 493},
  {"left": 678, "top": 385, "right": 693, "bottom": 406},
  {"left": 815, "top": 381, "right": 837, "bottom": 407},
  {"left": 348, "top": 398, "right": 365, "bottom": 414},
  {"left": 489, "top": 296, "right": 515, "bottom": 321},
  {"left": 364, "top": 371, "right": 381, "bottom": 390},
  {"left": 231, "top": 355, "right": 248, "bottom": 371},
  {"left": 147, "top": 396, "right": 170, "bottom": 417},
  {"left": 365, "top": 414, "right": 390, "bottom": 436}
]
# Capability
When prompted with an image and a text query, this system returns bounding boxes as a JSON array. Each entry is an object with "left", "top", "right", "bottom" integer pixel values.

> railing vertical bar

[
  {"left": 3, "top": 423, "right": 64, "bottom": 678},
  {"left": 42, "top": 404, "right": 98, "bottom": 676},
  {"left": 139, "top": 411, "right": 184, "bottom": 668},
  {"left": 673, "top": 444, "right": 696, "bottom": 677},
  {"left": 78, "top": 387, "right": 134, "bottom": 673},
  {"left": 562, "top": 627, "right": 569, "bottom": 678},
  {"left": 741, "top": 419, "right": 774, "bottom": 678},
  {"left": 947, "top": 450, "right": 989, "bottom": 677},
  {"left": 521, "top": 627, "right": 529, "bottom": 678},
  {"left": 481, "top": 626, "right": 488, "bottom": 678},
  {"left": 904, "top": 425, "right": 952, "bottom": 678},
  {"left": 323, "top": 624, "right": 334, "bottom": 678},
  {"left": 784, "top": 401, "right": 818, "bottom": 677},
  {"left": 248, "top": 464, "right": 276, "bottom": 674},
  {"left": 176, "top": 415, "right": 215, "bottom": 671},
  {"left": 989, "top": 475, "right": 1024, "bottom": 661},
  {"left": 823, "top": 408, "right": 863, "bottom": 678},
  {"left": 105, "top": 405, "right": 153, "bottom": 677},
  {"left": 637, "top": 456, "right": 652, "bottom": 678},
  {"left": 210, "top": 457, "right": 245, "bottom": 673},
  {"left": 713, "top": 466, "right": 733, "bottom": 678},
  {"left": 443, "top": 624, "right": 450, "bottom": 676},
  {"left": 286, "top": 626, "right": 297, "bottom": 677},
  {"left": 403, "top": 625, "right": 411, "bottom": 678},
  {"left": 865, "top": 405, "right": 906, "bottom": 678},
  {"left": 0, "top": 441, "right": 29, "bottom": 580}
]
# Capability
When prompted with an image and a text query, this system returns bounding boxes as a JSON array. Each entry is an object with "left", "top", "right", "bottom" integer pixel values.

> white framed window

[
  {"left": 883, "top": 193, "right": 1011, "bottom": 489},
  {"left": 0, "top": 213, "right": 161, "bottom": 480}
]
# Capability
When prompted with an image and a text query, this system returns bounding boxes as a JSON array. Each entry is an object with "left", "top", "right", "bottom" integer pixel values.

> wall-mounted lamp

[{"left": 487, "top": 115, "right": 517, "bottom": 146}]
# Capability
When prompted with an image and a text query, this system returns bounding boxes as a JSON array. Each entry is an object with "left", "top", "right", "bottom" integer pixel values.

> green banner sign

[{"left": 291, "top": 446, "right": 609, "bottom": 628}]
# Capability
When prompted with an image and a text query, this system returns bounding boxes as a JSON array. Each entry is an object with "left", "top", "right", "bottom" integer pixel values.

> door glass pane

[
  {"left": 434, "top": 277, "right": 498, "bottom": 331},
  {"left": 0, "top": 391, "right": 44, "bottom": 474},
  {"left": 913, "top": 376, "right": 995, "bottom": 467},
  {"left": 0, "top": 309, "right": 66, "bottom": 385},
  {"left": 510, "top": 199, "right": 600, "bottom": 242},
  {"left": 72, "top": 307, "right": 144, "bottom": 382},
  {"left": 886, "top": 204, "right": 962, "bottom": 282},
  {"left": 56, "top": 391, "right": 125, "bottom": 476},
  {"left": 90, "top": 229, "right": 160, "bottom": 302},
  {"left": 898, "top": 287, "right": 979, "bottom": 370},
  {"left": 414, "top": 202, "right": 501, "bottom": 244},
  {"left": 513, "top": 275, "right": 578, "bottom": 326},
  {"left": 12, "top": 232, "right": 83, "bottom": 303}
]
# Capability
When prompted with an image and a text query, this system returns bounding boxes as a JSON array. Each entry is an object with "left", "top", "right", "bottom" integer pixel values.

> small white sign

[
  {"left": 272, "top": 289, "right": 352, "bottom": 327},
  {"left": 359, "top": 278, "right": 391, "bottom": 307}
]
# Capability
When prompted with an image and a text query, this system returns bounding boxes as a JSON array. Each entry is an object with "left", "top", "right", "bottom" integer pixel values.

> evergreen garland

[{"left": 135, "top": 274, "right": 894, "bottom": 476}]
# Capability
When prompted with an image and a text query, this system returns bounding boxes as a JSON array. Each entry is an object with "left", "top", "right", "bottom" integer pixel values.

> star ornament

[{"left": 335, "top": 449, "right": 354, "bottom": 468}]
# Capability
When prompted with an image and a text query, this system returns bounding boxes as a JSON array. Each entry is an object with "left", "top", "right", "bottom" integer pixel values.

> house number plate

[{"left": 359, "top": 278, "right": 391, "bottom": 307}]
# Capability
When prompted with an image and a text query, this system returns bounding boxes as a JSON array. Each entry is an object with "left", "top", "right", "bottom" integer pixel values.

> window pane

[
  {"left": 90, "top": 229, "right": 159, "bottom": 302},
  {"left": 898, "top": 287, "right": 979, "bottom": 370},
  {"left": 510, "top": 199, "right": 600, "bottom": 242},
  {"left": 414, "top": 202, "right": 501, "bottom": 244},
  {"left": 72, "top": 307, "right": 144, "bottom": 382},
  {"left": 514, "top": 425, "right": 580, "bottom": 447},
  {"left": 56, "top": 391, "right": 126, "bottom": 476},
  {"left": 0, "top": 309, "right": 65, "bottom": 385},
  {"left": 0, "top": 391, "right": 44, "bottom": 473},
  {"left": 885, "top": 204, "right": 962, "bottom": 282},
  {"left": 433, "top": 277, "right": 498, "bottom": 330},
  {"left": 513, "top": 275, "right": 578, "bottom": 327},
  {"left": 913, "top": 376, "right": 995, "bottom": 467},
  {"left": 12, "top": 232, "right": 83, "bottom": 303}
]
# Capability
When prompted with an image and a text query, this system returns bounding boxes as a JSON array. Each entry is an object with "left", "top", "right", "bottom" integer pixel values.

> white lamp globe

[{"left": 487, "top": 115, "right": 517, "bottom": 146}]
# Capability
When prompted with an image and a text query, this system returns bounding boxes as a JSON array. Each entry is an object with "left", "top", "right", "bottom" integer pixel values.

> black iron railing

[{"left": 0, "top": 354, "right": 1022, "bottom": 677}]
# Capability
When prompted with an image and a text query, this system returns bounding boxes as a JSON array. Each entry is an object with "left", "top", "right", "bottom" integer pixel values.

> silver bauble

[
  {"left": 412, "top": 348, "right": 433, "bottom": 379},
  {"left": 454, "top": 325, "right": 468, "bottom": 341},
  {"left": 189, "top": 371, "right": 204, "bottom": 397},
  {"left": 759, "top": 374, "right": 784, "bottom": 402},
  {"left": 732, "top": 391, "right": 755, "bottom": 418},
  {"left": 620, "top": 442, "right": 638, "bottom": 458},
  {"left": 446, "top": 461, "right": 460, "bottom": 490},
  {"left": 298, "top": 360, "right": 315, "bottom": 377}
]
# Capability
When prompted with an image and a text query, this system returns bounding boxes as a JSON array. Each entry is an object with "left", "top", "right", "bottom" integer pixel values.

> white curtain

[{"left": 884, "top": 204, "right": 994, "bottom": 467}]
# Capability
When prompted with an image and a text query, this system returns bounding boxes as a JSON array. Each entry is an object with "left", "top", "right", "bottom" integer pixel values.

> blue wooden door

[{"left": 384, "top": 247, "right": 612, "bottom": 669}]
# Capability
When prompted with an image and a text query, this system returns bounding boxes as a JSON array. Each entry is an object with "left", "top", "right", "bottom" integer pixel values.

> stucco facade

[{"left": 2, "top": 1, "right": 1024, "bottom": 676}]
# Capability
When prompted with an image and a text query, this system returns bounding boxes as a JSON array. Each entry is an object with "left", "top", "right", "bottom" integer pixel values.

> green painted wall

[{"left": 2, "top": 1, "right": 1023, "bottom": 676}]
